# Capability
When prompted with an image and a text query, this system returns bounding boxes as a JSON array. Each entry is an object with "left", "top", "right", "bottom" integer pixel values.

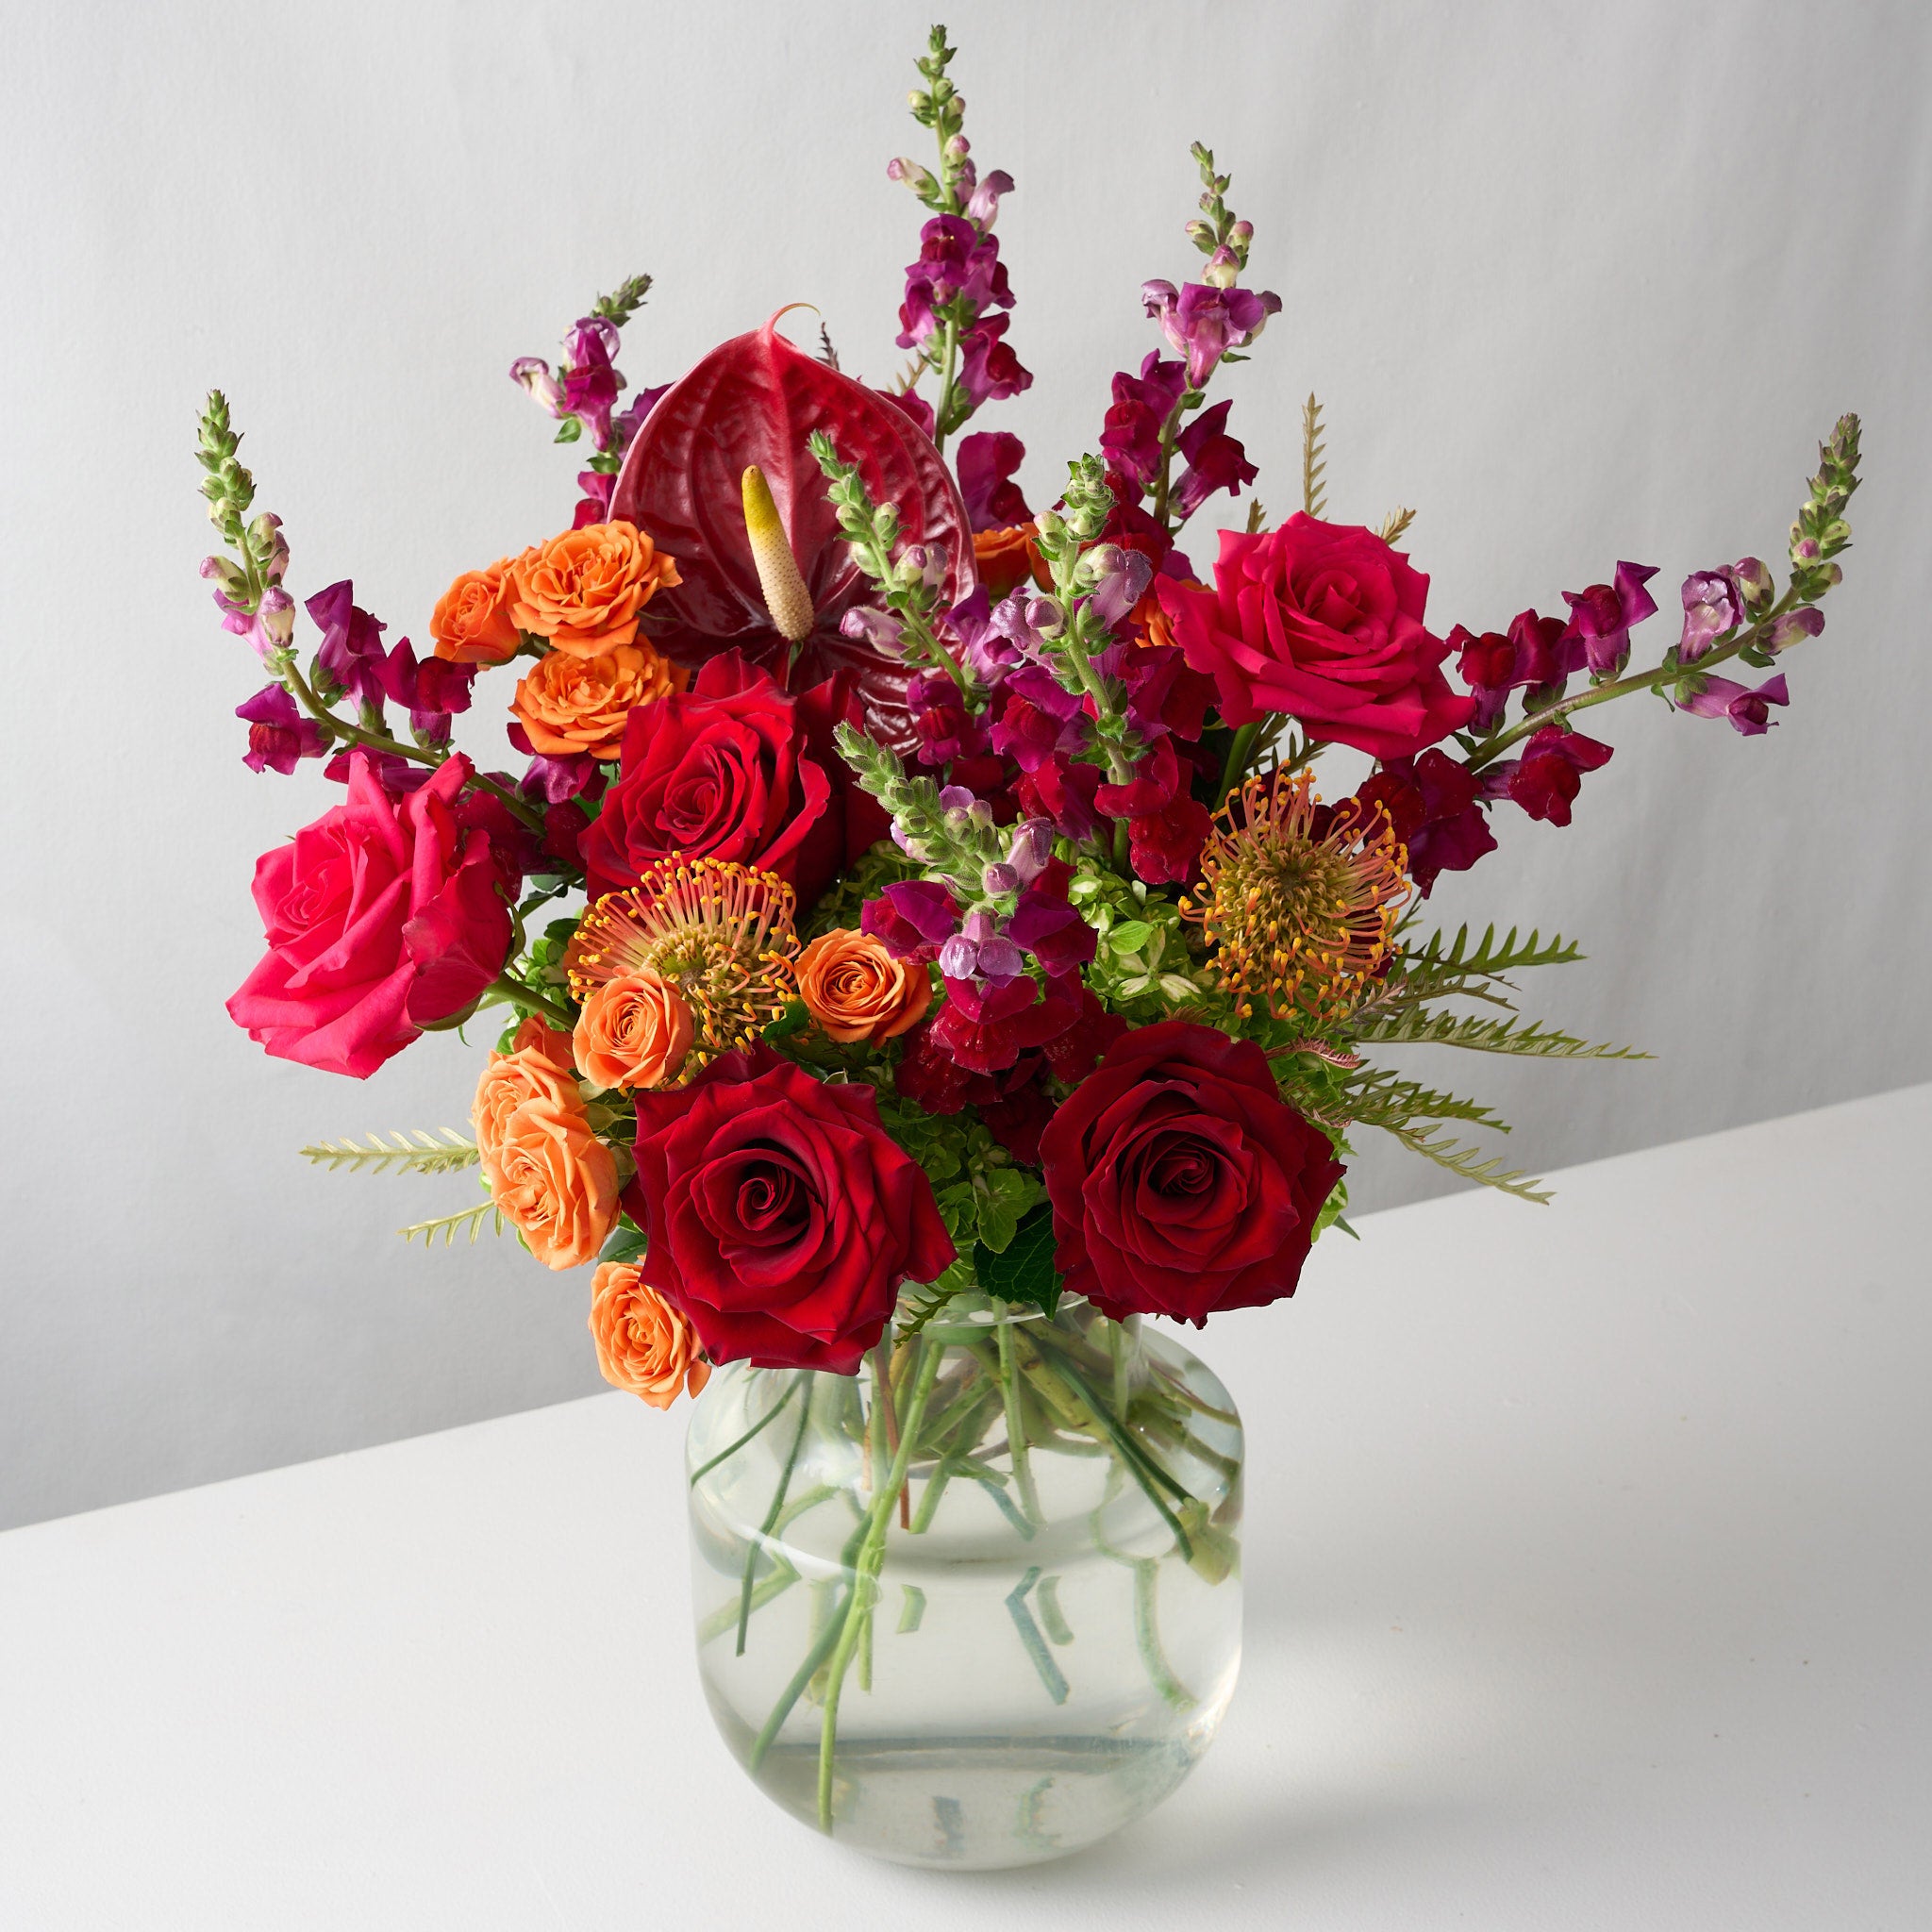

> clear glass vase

[{"left": 684, "top": 1292, "right": 1244, "bottom": 1869}]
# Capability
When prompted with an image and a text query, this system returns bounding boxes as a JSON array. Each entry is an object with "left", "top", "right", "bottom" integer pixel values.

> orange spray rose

[
  {"left": 795, "top": 928, "right": 932, "bottom": 1043},
  {"left": 510, "top": 522, "right": 680, "bottom": 660},
  {"left": 431, "top": 558, "right": 525, "bottom": 665},
  {"left": 572, "top": 972, "right": 694, "bottom": 1092},
  {"left": 509, "top": 641, "right": 679, "bottom": 760},
  {"left": 589, "top": 1262, "right": 709, "bottom": 1408},
  {"left": 972, "top": 523, "right": 1048, "bottom": 600},
  {"left": 473, "top": 1035, "right": 617, "bottom": 1269}
]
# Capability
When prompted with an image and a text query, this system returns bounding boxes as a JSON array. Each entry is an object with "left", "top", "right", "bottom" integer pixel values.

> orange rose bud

[
  {"left": 510, "top": 641, "right": 678, "bottom": 760},
  {"left": 972, "top": 522, "right": 1048, "bottom": 601},
  {"left": 431, "top": 558, "right": 525, "bottom": 665},
  {"left": 573, "top": 972, "right": 694, "bottom": 1092},
  {"left": 795, "top": 928, "right": 932, "bottom": 1043},
  {"left": 509, "top": 1014, "right": 578, "bottom": 1075},
  {"left": 589, "top": 1262, "right": 710, "bottom": 1408},
  {"left": 473, "top": 1041, "right": 617, "bottom": 1271},
  {"left": 510, "top": 521, "right": 680, "bottom": 660}
]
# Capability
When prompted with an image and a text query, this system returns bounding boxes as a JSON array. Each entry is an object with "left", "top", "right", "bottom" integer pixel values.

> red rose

[
  {"left": 226, "top": 752, "right": 513, "bottom": 1079},
  {"left": 1157, "top": 514, "right": 1475, "bottom": 758},
  {"left": 624, "top": 1045, "right": 955, "bottom": 1372},
  {"left": 1039, "top": 1021, "right": 1343, "bottom": 1324},
  {"left": 579, "top": 650, "right": 883, "bottom": 907}
]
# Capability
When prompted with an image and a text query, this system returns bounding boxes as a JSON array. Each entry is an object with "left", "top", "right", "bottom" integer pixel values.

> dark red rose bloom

[
  {"left": 625, "top": 1044, "right": 955, "bottom": 1373},
  {"left": 1494, "top": 725, "right": 1613, "bottom": 827},
  {"left": 1039, "top": 1021, "right": 1344, "bottom": 1324},
  {"left": 580, "top": 650, "right": 884, "bottom": 907},
  {"left": 1156, "top": 515, "right": 1475, "bottom": 758},
  {"left": 226, "top": 752, "right": 513, "bottom": 1080},
  {"left": 1342, "top": 748, "right": 1496, "bottom": 896}
]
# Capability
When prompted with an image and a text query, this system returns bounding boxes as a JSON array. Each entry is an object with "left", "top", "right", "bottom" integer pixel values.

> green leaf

[
  {"left": 599, "top": 1221, "right": 648, "bottom": 1266},
  {"left": 1356, "top": 1008, "right": 1649, "bottom": 1058},
  {"left": 398, "top": 1201, "right": 506, "bottom": 1248},
  {"left": 761, "top": 998, "right": 812, "bottom": 1044},
  {"left": 974, "top": 1202, "right": 1063, "bottom": 1315},
  {"left": 1108, "top": 920, "right": 1153, "bottom": 956},
  {"left": 299, "top": 1128, "right": 480, "bottom": 1176},
  {"left": 974, "top": 1166, "right": 1038, "bottom": 1254}
]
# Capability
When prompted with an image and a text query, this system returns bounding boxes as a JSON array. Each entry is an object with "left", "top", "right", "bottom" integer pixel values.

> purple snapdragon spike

[
  {"left": 1006, "top": 820, "right": 1053, "bottom": 883},
  {"left": 1678, "top": 568, "right": 1748, "bottom": 664},
  {"left": 1170, "top": 399, "right": 1257, "bottom": 517},
  {"left": 1765, "top": 607, "right": 1825, "bottom": 654},
  {"left": 1560, "top": 561, "right": 1659, "bottom": 677},
  {"left": 510, "top": 739, "right": 599, "bottom": 804},
  {"left": 1453, "top": 608, "right": 1573, "bottom": 729},
  {"left": 875, "top": 879, "right": 964, "bottom": 954},
  {"left": 963, "top": 166, "right": 1015, "bottom": 229},
  {"left": 895, "top": 214, "right": 1013, "bottom": 351},
  {"left": 236, "top": 684, "right": 326, "bottom": 774},
  {"left": 956, "top": 431, "right": 1031, "bottom": 531},
  {"left": 1102, "top": 641, "right": 1215, "bottom": 743},
  {"left": 908, "top": 673, "right": 990, "bottom": 764},
  {"left": 509, "top": 356, "right": 566, "bottom": 417},
  {"left": 1005, "top": 860, "right": 1097, "bottom": 976},
  {"left": 1140, "top": 280, "right": 1281, "bottom": 388},
  {"left": 841, "top": 605, "right": 908, "bottom": 660},
  {"left": 1100, "top": 354, "right": 1189, "bottom": 494},
  {"left": 1679, "top": 671, "right": 1790, "bottom": 735},
  {"left": 991, "top": 669, "right": 1087, "bottom": 772},
  {"left": 306, "top": 580, "right": 389, "bottom": 706},
  {"left": 1080, "top": 544, "right": 1154, "bottom": 630},
  {"left": 560, "top": 317, "right": 622, "bottom": 445},
  {"left": 956, "top": 313, "right": 1031, "bottom": 408}
]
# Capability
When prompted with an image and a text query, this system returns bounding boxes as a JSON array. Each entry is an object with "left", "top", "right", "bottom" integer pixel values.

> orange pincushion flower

[
  {"left": 1182, "top": 768, "right": 1410, "bottom": 1025},
  {"left": 510, "top": 521, "right": 680, "bottom": 660},
  {"left": 795, "top": 928, "right": 931, "bottom": 1043},
  {"left": 473, "top": 1037, "right": 617, "bottom": 1270},
  {"left": 431, "top": 557, "right": 526, "bottom": 665},
  {"left": 973, "top": 523, "right": 1048, "bottom": 600},
  {"left": 572, "top": 972, "right": 694, "bottom": 1092},
  {"left": 589, "top": 1262, "right": 709, "bottom": 1408},
  {"left": 510, "top": 641, "right": 680, "bottom": 760}
]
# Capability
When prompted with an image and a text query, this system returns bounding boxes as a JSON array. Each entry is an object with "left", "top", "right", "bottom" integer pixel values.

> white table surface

[{"left": 3, "top": 1085, "right": 1927, "bottom": 1930}]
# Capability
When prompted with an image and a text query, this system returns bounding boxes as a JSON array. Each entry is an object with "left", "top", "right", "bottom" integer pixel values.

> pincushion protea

[
  {"left": 1183, "top": 769, "right": 1409, "bottom": 1024},
  {"left": 565, "top": 858, "right": 800, "bottom": 1062}
]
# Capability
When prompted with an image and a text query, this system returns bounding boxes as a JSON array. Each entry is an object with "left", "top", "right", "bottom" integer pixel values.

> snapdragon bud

[
  {"left": 249, "top": 511, "right": 289, "bottom": 582},
  {"left": 982, "top": 861, "right": 1021, "bottom": 897},
  {"left": 888, "top": 157, "right": 939, "bottom": 197},
  {"left": 944, "top": 133, "right": 970, "bottom": 161},
  {"left": 258, "top": 585, "right": 295, "bottom": 649},
  {"left": 200, "top": 555, "right": 248, "bottom": 597},
  {"left": 1203, "top": 245, "right": 1241, "bottom": 290},
  {"left": 1732, "top": 557, "right": 1774, "bottom": 614},
  {"left": 1185, "top": 218, "right": 1216, "bottom": 254}
]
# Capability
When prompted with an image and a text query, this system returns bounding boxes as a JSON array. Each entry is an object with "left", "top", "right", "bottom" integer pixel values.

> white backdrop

[{"left": 2, "top": 0, "right": 1927, "bottom": 1530}]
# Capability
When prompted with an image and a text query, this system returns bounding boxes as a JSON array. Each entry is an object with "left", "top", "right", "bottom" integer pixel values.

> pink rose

[
  {"left": 227, "top": 752, "right": 514, "bottom": 1078},
  {"left": 1157, "top": 514, "right": 1475, "bottom": 758}
]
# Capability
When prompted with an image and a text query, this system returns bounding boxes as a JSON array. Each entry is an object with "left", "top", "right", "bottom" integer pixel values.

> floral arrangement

[{"left": 201, "top": 25, "right": 1863, "bottom": 1407}]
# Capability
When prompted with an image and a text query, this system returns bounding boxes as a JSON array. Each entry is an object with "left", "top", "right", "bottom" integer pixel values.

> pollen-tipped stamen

[
  {"left": 565, "top": 858, "right": 799, "bottom": 1066},
  {"left": 1182, "top": 770, "right": 1410, "bottom": 1025},
  {"left": 741, "top": 464, "right": 815, "bottom": 643}
]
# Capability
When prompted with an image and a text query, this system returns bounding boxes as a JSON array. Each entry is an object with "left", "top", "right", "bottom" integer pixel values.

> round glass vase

[{"left": 684, "top": 1291, "right": 1243, "bottom": 1870}]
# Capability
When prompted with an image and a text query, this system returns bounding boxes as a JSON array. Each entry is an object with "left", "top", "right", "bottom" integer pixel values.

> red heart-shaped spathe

[{"left": 610, "top": 309, "right": 975, "bottom": 747}]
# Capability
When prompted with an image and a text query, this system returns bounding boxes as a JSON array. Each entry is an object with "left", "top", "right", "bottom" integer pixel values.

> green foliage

[
  {"left": 591, "top": 273, "right": 653, "bottom": 328},
  {"left": 1066, "top": 865, "right": 1210, "bottom": 1017},
  {"left": 1341, "top": 1069, "right": 1513, "bottom": 1134},
  {"left": 398, "top": 1201, "right": 505, "bottom": 1248},
  {"left": 1379, "top": 506, "right": 1416, "bottom": 544},
  {"left": 1368, "top": 1123, "right": 1553, "bottom": 1205},
  {"left": 300, "top": 1128, "right": 479, "bottom": 1175},
  {"left": 875, "top": 1093, "right": 1045, "bottom": 1257},
  {"left": 599, "top": 1221, "right": 648, "bottom": 1267},
  {"left": 974, "top": 1202, "right": 1063, "bottom": 1315},
  {"left": 1356, "top": 1008, "right": 1648, "bottom": 1059}
]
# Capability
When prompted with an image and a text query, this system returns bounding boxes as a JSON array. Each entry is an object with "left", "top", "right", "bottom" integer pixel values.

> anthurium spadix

[{"left": 610, "top": 309, "right": 976, "bottom": 745}]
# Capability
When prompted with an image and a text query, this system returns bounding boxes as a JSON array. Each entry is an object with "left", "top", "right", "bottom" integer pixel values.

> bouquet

[{"left": 197, "top": 24, "right": 1862, "bottom": 1861}]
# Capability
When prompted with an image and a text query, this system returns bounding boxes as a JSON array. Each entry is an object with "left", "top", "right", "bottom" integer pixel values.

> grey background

[{"left": 3, "top": 0, "right": 1927, "bottom": 1530}]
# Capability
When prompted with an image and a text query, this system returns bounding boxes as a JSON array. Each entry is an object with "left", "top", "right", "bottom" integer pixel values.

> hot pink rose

[
  {"left": 1157, "top": 514, "right": 1475, "bottom": 758},
  {"left": 227, "top": 752, "right": 514, "bottom": 1078}
]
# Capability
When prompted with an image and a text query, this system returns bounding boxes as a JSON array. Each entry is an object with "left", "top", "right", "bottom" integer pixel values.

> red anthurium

[{"left": 610, "top": 308, "right": 976, "bottom": 746}]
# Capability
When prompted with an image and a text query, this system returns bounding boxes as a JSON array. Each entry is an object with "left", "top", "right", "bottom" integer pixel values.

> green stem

[
  {"left": 1463, "top": 592, "right": 1802, "bottom": 773},
  {"left": 688, "top": 1374, "right": 800, "bottom": 1488},
  {"left": 1218, "top": 722, "right": 1260, "bottom": 804},
  {"left": 931, "top": 314, "right": 961, "bottom": 455},
  {"left": 737, "top": 1378, "right": 814, "bottom": 1656},
  {"left": 816, "top": 1340, "right": 943, "bottom": 1833},
  {"left": 280, "top": 657, "right": 548, "bottom": 831},
  {"left": 1149, "top": 396, "right": 1191, "bottom": 531},
  {"left": 483, "top": 972, "right": 575, "bottom": 1034},
  {"left": 995, "top": 1321, "right": 1043, "bottom": 1526}
]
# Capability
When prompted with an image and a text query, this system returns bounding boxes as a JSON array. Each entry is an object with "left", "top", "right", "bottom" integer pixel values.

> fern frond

[
  {"left": 398, "top": 1202, "right": 505, "bottom": 1248},
  {"left": 301, "top": 1128, "right": 480, "bottom": 1175},
  {"left": 895, "top": 1282, "right": 965, "bottom": 1339},
  {"left": 1378, "top": 506, "right": 1416, "bottom": 543},
  {"left": 1342, "top": 1068, "right": 1513, "bottom": 1135},
  {"left": 1407, "top": 924, "right": 1586, "bottom": 976},
  {"left": 1301, "top": 393, "right": 1327, "bottom": 517},
  {"left": 1356, "top": 1007, "right": 1649, "bottom": 1058},
  {"left": 1373, "top": 1120, "right": 1553, "bottom": 1204}
]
